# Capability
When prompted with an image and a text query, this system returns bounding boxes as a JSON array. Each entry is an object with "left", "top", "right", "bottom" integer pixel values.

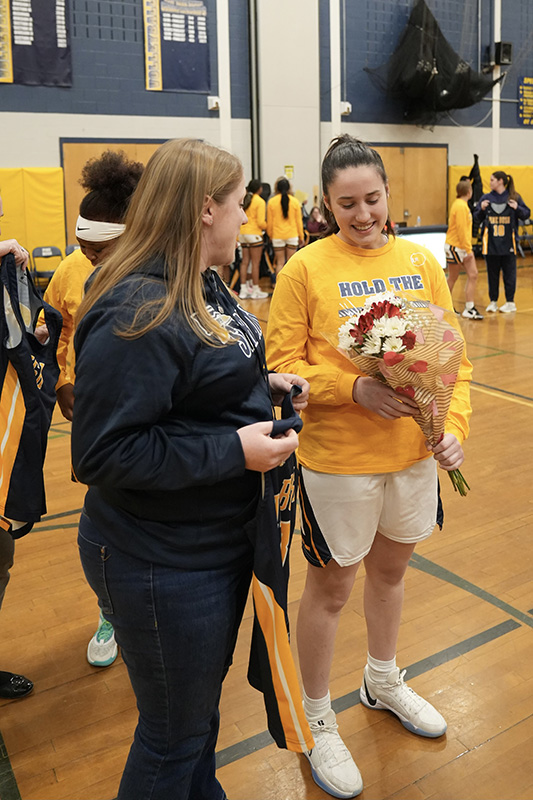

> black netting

[{"left": 364, "top": 0, "right": 502, "bottom": 126}]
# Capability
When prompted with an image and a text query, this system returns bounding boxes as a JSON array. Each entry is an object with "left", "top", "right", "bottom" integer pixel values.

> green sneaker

[{"left": 86, "top": 610, "right": 118, "bottom": 667}]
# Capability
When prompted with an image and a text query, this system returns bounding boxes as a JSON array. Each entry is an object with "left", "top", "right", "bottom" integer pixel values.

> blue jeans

[{"left": 78, "top": 512, "right": 253, "bottom": 800}]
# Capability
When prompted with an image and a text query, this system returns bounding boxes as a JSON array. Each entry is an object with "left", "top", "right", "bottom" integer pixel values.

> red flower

[
  {"left": 400, "top": 330, "right": 416, "bottom": 350},
  {"left": 349, "top": 327, "right": 364, "bottom": 345},
  {"left": 370, "top": 301, "right": 386, "bottom": 319},
  {"left": 358, "top": 313, "right": 374, "bottom": 334},
  {"left": 385, "top": 302, "right": 402, "bottom": 318}
]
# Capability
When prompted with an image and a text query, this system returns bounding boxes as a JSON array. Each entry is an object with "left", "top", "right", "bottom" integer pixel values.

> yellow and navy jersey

[
  {"left": 475, "top": 192, "right": 531, "bottom": 257},
  {"left": 0, "top": 254, "right": 62, "bottom": 536},
  {"left": 481, "top": 203, "right": 517, "bottom": 256}
]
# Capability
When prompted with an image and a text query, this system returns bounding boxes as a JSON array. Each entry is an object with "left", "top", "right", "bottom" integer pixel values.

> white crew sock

[
  {"left": 366, "top": 653, "right": 397, "bottom": 684},
  {"left": 303, "top": 688, "right": 331, "bottom": 721},
  {"left": 465, "top": 301, "right": 474, "bottom": 310}
]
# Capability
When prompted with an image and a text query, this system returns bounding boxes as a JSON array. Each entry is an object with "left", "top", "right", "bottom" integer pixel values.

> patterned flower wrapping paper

[{"left": 324, "top": 300, "right": 465, "bottom": 447}]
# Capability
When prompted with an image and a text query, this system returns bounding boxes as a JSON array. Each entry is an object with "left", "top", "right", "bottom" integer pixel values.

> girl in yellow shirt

[
  {"left": 266, "top": 178, "right": 304, "bottom": 273},
  {"left": 267, "top": 135, "right": 472, "bottom": 798}
]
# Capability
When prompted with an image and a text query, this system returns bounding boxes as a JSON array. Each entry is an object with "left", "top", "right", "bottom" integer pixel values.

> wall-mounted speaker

[{"left": 495, "top": 42, "right": 513, "bottom": 65}]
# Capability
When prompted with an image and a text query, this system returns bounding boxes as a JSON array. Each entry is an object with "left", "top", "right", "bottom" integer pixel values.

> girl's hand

[
  {"left": 353, "top": 377, "right": 419, "bottom": 420},
  {"left": 237, "top": 421, "right": 298, "bottom": 472},
  {"left": 268, "top": 372, "right": 310, "bottom": 410},
  {"left": 508, "top": 198, "right": 518, "bottom": 210},
  {"left": 480, "top": 200, "right": 489, "bottom": 210},
  {"left": 56, "top": 383, "right": 75, "bottom": 422},
  {"left": 427, "top": 433, "right": 464, "bottom": 471}
]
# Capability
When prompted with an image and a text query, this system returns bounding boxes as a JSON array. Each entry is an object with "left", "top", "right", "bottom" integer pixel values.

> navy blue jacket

[{"left": 72, "top": 261, "right": 273, "bottom": 568}]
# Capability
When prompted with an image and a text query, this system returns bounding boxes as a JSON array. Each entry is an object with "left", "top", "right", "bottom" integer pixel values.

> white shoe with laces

[
  {"left": 238, "top": 284, "right": 253, "bottom": 299},
  {"left": 250, "top": 285, "right": 269, "bottom": 299},
  {"left": 305, "top": 708, "right": 363, "bottom": 798},
  {"left": 360, "top": 665, "right": 446, "bottom": 738},
  {"left": 499, "top": 301, "right": 516, "bottom": 313},
  {"left": 485, "top": 301, "right": 498, "bottom": 312},
  {"left": 87, "top": 611, "right": 118, "bottom": 667}
]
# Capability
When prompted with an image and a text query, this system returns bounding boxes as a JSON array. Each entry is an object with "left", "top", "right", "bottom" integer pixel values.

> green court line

[
  {"left": 410, "top": 553, "right": 533, "bottom": 629},
  {"left": 470, "top": 380, "right": 533, "bottom": 404},
  {"left": 215, "top": 617, "right": 520, "bottom": 768},
  {"left": 0, "top": 730, "right": 22, "bottom": 800},
  {"left": 41, "top": 508, "right": 83, "bottom": 521},
  {"left": 31, "top": 523, "right": 79, "bottom": 532}
]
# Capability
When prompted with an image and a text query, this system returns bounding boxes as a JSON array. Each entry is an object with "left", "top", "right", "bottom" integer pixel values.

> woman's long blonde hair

[{"left": 76, "top": 138, "right": 243, "bottom": 344}]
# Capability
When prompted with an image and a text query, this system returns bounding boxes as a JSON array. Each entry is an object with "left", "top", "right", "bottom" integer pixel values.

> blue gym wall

[
  {"left": 0, "top": 0, "right": 531, "bottom": 128},
  {"left": 322, "top": 0, "right": 533, "bottom": 129},
  {"left": 0, "top": 0, "right": 250, "bottom": 118}
]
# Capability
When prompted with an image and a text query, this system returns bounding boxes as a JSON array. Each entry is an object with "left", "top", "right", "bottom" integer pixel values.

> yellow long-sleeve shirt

[
  {"left": 445, "top": 198, "right": 473, "bottom": 253},
  {"left": 266, "top": 234, "right": 472, "bottom": 475},
  {"left": 240, "top": 192, "right": 266, "bottom": 236},
  {"left": 43, "top": 248, "right": 93, "bottom": 390},
  {"left": 266, "top": 194, "right": 304, "bottom": 241}
]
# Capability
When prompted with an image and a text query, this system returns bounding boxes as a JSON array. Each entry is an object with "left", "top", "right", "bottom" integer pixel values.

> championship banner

[
  {"left": 0, "top": 0, "right": 71, "bottom": 86},
  {"left": 143, "top": 0, "right": 210, "bottom": 93}
]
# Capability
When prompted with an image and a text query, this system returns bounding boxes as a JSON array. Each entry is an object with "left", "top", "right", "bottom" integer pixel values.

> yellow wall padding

[
  {"left": 449, "top": 165, "right": 533, "bottom": 218},
  {"left": 0, "top": 168, "right": 66, "bottom": 270}
]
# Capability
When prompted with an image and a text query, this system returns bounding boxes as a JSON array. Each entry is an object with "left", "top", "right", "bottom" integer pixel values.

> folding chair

[
  {"left": 31, "top": 246, "right": 63, "bottom": 290},
  {"left": 65, "top": 244, "right": 80, "bottom": 256},
  {"left": 518, "top": 219, "right": 533, "bottom": 256}
]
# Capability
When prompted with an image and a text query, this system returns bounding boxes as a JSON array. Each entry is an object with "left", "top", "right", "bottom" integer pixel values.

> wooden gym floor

[{"left": 1, "top": 257, "right": 533, "bottom": 800}]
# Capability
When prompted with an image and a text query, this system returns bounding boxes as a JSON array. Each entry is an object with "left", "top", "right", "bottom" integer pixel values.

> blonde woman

[{"left": 71, "top": 139, "right": 309, "bottom": 799}]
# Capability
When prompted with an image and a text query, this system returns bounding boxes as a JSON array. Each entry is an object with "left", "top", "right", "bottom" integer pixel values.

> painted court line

[
  {"left": 470, "top": 382, "right": 533, "bottom": 407},
  {"left": 215, "top": 617, "right": 520, "bottom": 768},
  {"left": 0, "top": 730, "right": 21, "bottom": 800}
]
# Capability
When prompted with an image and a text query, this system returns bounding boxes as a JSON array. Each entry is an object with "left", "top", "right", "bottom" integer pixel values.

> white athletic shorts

[
  {"left": 445, "top": 243, "right": 468, "bottom": 264},
  {"left": 272, "top": 237, "right": 298, "bottom": 248},
  {"left": 299, "top": 458, "right": 438, "bottom": 567},
  {"left": 238, "top": 234, "right": 263, "bottom": 246}
]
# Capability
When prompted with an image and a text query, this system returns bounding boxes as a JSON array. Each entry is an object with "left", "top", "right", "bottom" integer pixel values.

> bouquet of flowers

[{"left": 324, "top": 291, "right": 470, "bottom": 495}]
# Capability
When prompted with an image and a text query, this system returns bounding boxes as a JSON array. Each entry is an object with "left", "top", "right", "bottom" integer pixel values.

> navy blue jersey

[
  {"left": 0, "top": 255, "right": 62, "bottom": 537},
  {"left": 475, "top": 191, "right": 530, "bottom": 257}
]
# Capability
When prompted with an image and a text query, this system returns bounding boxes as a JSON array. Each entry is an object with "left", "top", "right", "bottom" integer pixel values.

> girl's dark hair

[
  {"left": 277, "top": 177, "right": 290, "bottom": 218},
  {"left": 79, "top": 149, "right": 145, "bottom": 223},
  {"left": 320, "top": 134, "right": 393, "bottom": 237},
  {"left": 243, "top": 178, "right": 262, "bottom": 210},
  {"left": 492, "top": 170, "right": 518, "bottom": 201}
]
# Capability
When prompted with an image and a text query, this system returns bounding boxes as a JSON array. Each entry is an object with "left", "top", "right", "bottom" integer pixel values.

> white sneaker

[
  {"left": 360, "top": 666, "right": 446, "bottom": 738},
  {"left": 461, "top": 306, "right": 483, "bottom": 319},
  {"left": 250, "top": 285, "right": 269, "bottom": 299},
  {"left": 238, "top": 284, "right": 252, "bottom": 299},
  {"left": 305, "top": 708, "right": 363, "bottom": 798},
  {"left": 87, "top": 611, "right": 118, "bottom": 667},
  {"left": 499, "top": 301, "right": 516, "bottom": 313},
  {"left": 485, "top": 301, "right": 498, "bottom": 312}
]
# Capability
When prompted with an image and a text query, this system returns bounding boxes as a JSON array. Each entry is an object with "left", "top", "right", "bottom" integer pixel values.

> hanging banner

[
  {"left": 0, "top": 0, "right": 71, "bottom": 86},
  {"left": 143, "top": 0, "right": 210, "bottom": 93},
  {"left": 518, "top": 76, "right": 533, "bottom": 127}
]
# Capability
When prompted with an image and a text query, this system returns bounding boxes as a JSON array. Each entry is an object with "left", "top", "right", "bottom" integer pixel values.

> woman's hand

[
  {"left": 0, "top": 239, "right": 29, "bottom": 269},
  {"left": 237, "top": 421, "right": 298, "bottom": 472},
  {"left": 56, "top": 383, "right": 75, "bottom": 422},
  {"left": 34, "top": 323, "right": 49, "bottom": 344},
  {"left": 353, "top": 376, "right": 419, "bottom": 420},
  {"left": 427, "top": 433, "right": 464, "bottom": 471},
  {"left": 508, "top": 198, "right": 518, "bottom": 210},
  {"left": 480, "top": 200, "right": 489, "bottom": 210},
  {"left": 268, "top": 372, "right": 310, "bottom": 410}
]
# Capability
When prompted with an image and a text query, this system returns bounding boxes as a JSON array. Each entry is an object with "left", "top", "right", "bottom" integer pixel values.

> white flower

[
  {"left": 360, "top": 330, "right": 383, "bottom": 355},
  {"left": 338, "top": 319, "right": 359, "bottom": 350},
  {"left": 384, "top": 336, "right": 405, "bottom": 352},
  {"left": 372, "top": 316, "right": 408, "bottom": 337}
]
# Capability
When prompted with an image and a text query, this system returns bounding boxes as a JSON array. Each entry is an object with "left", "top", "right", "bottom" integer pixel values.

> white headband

[{"left": 75, "top": 215, "right": 126, "bottom": 242}]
